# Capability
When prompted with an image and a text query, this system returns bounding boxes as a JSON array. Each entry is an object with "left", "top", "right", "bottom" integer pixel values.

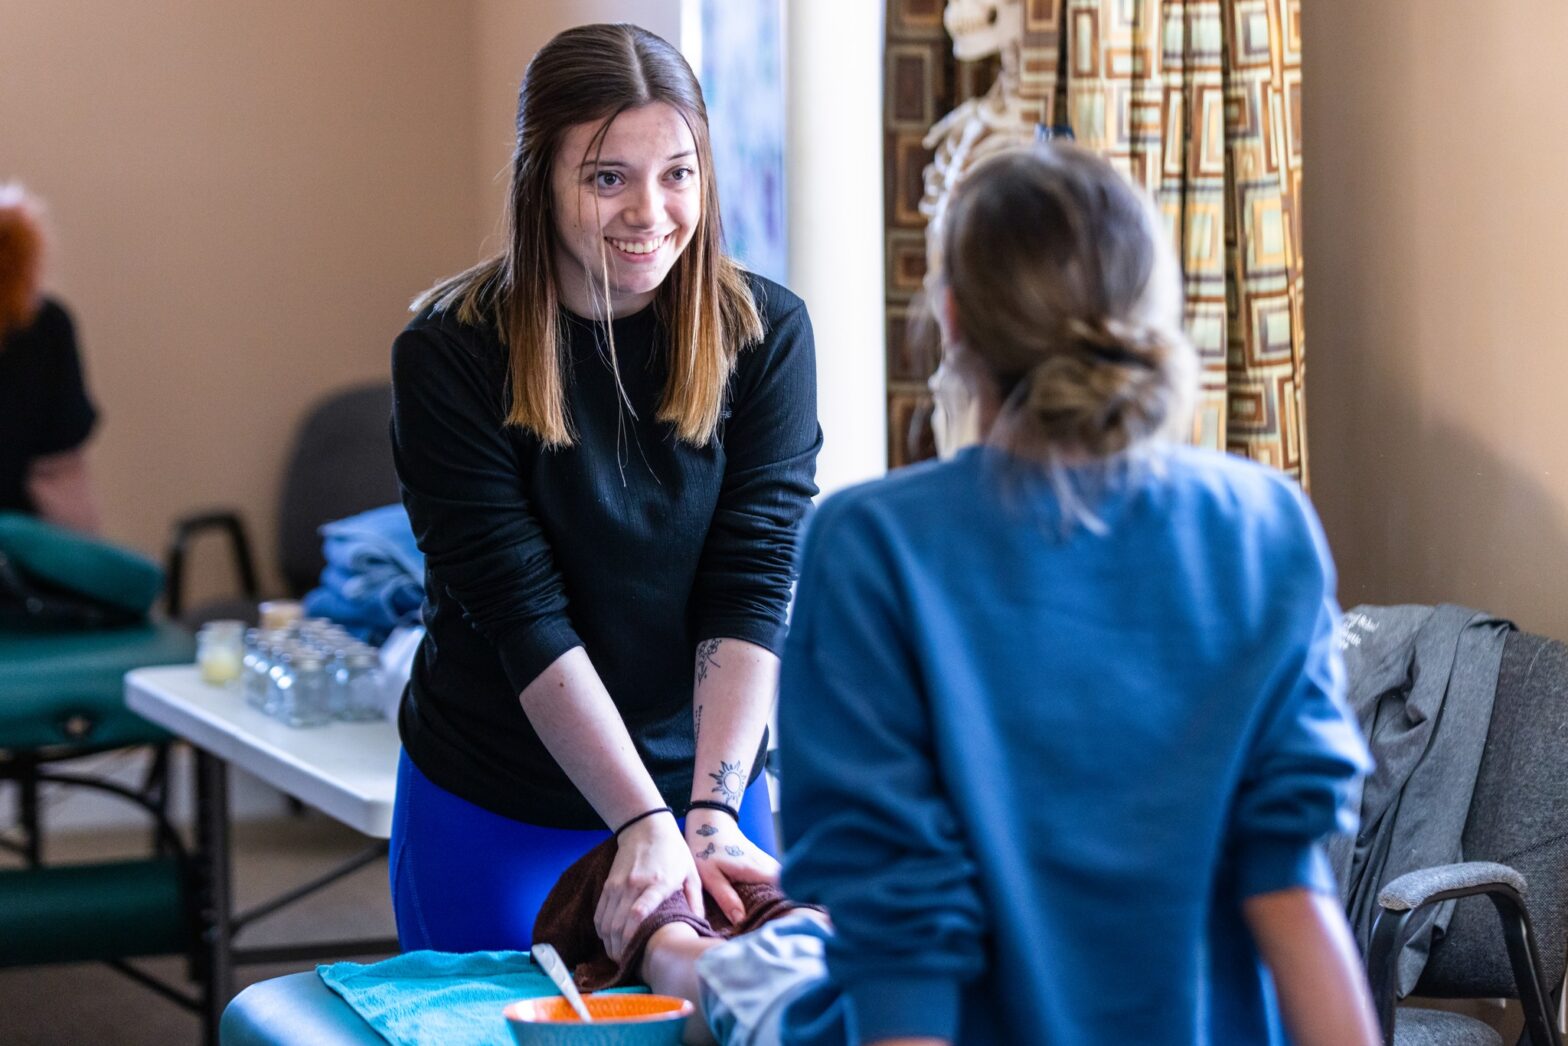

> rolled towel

[{"left": 531, "top": 836, "right": 822, "bottom": 992}]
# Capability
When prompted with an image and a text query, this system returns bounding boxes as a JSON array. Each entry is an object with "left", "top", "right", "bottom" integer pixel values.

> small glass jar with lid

[
  {"left": 333, "top": 648, "right": 386, "bottom": 721},
  {"left": 274, "top": 648, "right": 331, "bottom": 728},
  {"left": 196, "top": 620, "right": 246, "bottom": 686}
]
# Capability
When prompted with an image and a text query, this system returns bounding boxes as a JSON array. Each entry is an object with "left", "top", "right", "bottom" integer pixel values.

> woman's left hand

[{"left": 683, "top": 810, "right": 780, "bottom": 925}]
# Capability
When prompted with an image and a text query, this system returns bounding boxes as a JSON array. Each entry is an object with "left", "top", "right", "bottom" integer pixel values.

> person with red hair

[{"left": 0, "top": 184, "right": 101, "bottom": 533}]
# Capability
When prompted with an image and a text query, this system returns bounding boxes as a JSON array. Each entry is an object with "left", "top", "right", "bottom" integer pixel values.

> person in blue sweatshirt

[{"left": 619, "top": 143, "right": 1380, "bottom": 1046}]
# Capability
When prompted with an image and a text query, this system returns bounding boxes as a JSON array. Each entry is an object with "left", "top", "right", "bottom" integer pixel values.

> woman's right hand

[{"left": 594, "top": 812, "right": 704, "bottom": 962}]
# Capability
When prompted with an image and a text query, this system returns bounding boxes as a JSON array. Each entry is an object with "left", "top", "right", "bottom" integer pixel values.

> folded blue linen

[
  {"left": 300, "top": 587, "right": 384, "bottom": 641},
  {"left": 305, "top": 574, "right": 421, "bottom": 626},
  {"left": 320, "top": 505, "right": 424, "bottom": 578},
  {"left": 304, "top": 504, "right": 426, "bottom": 643},
  {"left": 318, "top": 949, "right": 643, "bottom": 1046}
]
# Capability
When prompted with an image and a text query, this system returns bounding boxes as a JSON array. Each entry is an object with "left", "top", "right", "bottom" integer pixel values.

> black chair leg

[
  {"left": 18, "top": 755, "right": 41, "bottom": 867},
  {"left": 141, "top": 742, "right": 173, "bottom": 856}
]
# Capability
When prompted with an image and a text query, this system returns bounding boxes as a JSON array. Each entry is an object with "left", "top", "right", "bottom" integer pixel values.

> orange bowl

[{"left": 504, "top": 994, "right": 693, "bottom": 1045}]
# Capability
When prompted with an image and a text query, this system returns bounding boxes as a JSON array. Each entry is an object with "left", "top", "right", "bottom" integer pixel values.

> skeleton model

[
  {"left": 921, "top": 0, "right": 1042, "bottom": 266},
  {"left": 923, "top": 0, "right": 1044, "bottom": 456}
]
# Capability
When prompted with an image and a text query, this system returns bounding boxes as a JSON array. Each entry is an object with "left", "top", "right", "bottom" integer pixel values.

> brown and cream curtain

[{"left": 883, "top": 0, "right": 1308, "bottom": 483}]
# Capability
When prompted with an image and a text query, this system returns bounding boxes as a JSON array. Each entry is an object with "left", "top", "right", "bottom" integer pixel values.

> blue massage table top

[{"left": 221, "top": 972, "right": 383, "bottom": 1046}]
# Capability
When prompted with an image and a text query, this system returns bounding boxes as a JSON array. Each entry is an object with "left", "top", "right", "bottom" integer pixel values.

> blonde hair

[
  {"left": 0, "top": 183, "right": 47, "bottom": 343},
  {"left": 414, "top": 23, "right": 761, "bottom": 448},
  {"left": 941, "top": 143, "right": 1196, "bottom": 465}
]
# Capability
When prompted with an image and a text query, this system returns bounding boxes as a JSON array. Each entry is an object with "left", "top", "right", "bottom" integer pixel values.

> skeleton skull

[{"left": 943, "top": 0, "right": 1024, "bottom": 62}]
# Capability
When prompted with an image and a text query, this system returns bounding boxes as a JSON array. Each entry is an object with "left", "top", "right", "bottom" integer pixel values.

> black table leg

[{"left": 194, "top": 750, "right": 232, "bottom": 1046}]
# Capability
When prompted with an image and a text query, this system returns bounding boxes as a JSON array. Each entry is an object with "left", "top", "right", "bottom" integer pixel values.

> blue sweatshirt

[{"left": 777, "top": 444, "right": 1370, "bottom": 1045}]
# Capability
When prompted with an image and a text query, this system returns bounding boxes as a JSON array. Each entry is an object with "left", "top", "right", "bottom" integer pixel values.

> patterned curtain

[
  {"left": 884, "top": 0, "right": 1307, "bottom": 483},
  {"left": 882, "top": 1, "right": 998, "bottom": 469}
]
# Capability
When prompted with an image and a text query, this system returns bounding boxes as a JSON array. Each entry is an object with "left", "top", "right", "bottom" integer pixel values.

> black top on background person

[
  {"left": 0, "top": 185, "right": 101, "bottom": 533},
  {"left": 0, "top": 298, "right": 97, "bottom": 515}
]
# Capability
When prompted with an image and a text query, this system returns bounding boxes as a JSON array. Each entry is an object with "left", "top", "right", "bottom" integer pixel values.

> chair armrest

[
  {"left": 1367, "top": 862, "right": 1561, "bottom": 1046},
  {"left": 1377, "top": 861, "right": 1527, "bottom": 911},
  {"left": 164, "top": 510, "right": 259, "bottom": 619}
]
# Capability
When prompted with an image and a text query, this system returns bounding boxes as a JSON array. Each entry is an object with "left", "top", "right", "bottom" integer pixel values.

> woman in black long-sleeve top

[
  {"left": 0, "top": 185, "right": 101, "bottom": 534},
  {"left": 388, "top": 23, "right": 820, "bottom": 958}
]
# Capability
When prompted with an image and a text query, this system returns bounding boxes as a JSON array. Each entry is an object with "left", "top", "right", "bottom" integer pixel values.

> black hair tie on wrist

[
  {"left": 613, "top": 806, "right": 674, "bottom": 839},
  {"left": 686, "top": 799, "right": 739, "bottom": 821}
]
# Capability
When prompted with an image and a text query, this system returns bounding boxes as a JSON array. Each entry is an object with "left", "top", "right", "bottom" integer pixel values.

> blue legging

[{"left": 389, "top": 751, "right": 777, "bottom": 952}]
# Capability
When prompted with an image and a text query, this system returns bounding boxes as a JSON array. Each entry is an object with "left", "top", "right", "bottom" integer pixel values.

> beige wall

[
  {"left": 1, "top": 1, "right": 479, "bottom": 597},
  {"left": 5, "top": 0, "right": 881, "bottom": 607},
  {"left": 1305, "top": 1, "right": 1568, "bottom": 640}
]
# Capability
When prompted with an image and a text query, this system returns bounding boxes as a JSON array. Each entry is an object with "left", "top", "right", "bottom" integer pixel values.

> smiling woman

[
  {"left": 549, "top": 102, "right": 700, "bottom": 317},
  {"left": 385, "top": 23, "right": 821, "bottom": 962}
]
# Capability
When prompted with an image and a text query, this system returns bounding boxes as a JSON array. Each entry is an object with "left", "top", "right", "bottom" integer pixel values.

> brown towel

[{"left": 532, "top": 837, "right": 820, "bottom": 991}]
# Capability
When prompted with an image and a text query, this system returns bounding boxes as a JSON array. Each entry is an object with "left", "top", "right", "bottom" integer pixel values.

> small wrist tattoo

[
  {"left": 697, "top": 842, "right": 717, "bottom": 860},
  {"left": 695, "top": 824, "right": 718, "bottom": 837},
  {"left": 724, "top": 845, "right": 744, "bottom": 857},
  {"left": 708, "top": 760, "right": 744, "bottom": 807}
]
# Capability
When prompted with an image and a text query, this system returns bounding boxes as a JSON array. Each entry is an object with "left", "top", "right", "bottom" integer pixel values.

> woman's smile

[{"left": 607, "top": 232, "right": 673, "bottom": 260}]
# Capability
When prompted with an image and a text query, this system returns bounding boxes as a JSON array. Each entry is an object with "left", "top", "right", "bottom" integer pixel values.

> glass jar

[
  {"left": 275, "top": 649, "right": 331, "bottom": 728},
  {"left": 258, "top": 633, "right": 293, "bottom": 716},
  {"left": 241, "top": 629, "right": 269, "bottom": 709},
  {"left": 334, "top": 649, "right": 385, "bottom": 722},
  {"left": 265, "top": 646, "right": 294, "bottom": 720},
  {"left": 257, "top": 599, "right": 304, "bottom": 631},
  {"left": 196, "top": 620, "right": 246, "bottom": 686}
]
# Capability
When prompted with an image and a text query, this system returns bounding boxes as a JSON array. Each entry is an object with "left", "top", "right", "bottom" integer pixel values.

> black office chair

[
  {"left": 1364, "top": 629, "right": 1568, "bottom": 1046},
  {"left": 165, "top": 382, "right": 400, "bottom": 627}
]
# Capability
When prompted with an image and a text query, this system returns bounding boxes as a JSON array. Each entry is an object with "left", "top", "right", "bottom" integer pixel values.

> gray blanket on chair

[{"left": 1328, "top": 603, "right": 1513, "bottom": 998}]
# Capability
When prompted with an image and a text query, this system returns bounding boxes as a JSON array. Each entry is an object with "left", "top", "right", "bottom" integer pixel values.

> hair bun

[
  {"left": 1065, "top": 318, "right": 1162, "bottom": 369},
  {"left": 1021, "top": 320, "right": 1175, "bottom": 456}
]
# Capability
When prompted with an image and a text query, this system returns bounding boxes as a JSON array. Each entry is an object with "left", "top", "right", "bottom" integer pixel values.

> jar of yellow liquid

[{"left": 197, "top": 620, "right": 246, "bottom": 685}]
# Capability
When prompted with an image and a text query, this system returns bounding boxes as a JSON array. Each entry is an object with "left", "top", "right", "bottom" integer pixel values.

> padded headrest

[{"left": 0, "top": 512, "right": 163, "bottom": 616}]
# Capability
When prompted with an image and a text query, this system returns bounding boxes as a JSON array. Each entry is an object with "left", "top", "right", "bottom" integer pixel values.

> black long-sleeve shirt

[
  {"left": 0, "top": 299, "right": 98, "bottom": 513},
  {"left": 390, "top": 273, "right": 820, "bottom": 827}
]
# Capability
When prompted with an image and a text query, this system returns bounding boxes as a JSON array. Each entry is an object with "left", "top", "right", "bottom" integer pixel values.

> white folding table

[
  {"left": 126, "top": 665, "right": 397, "bottom": 836},
  {"left": 124, "top": 665, "right": 402, "bottom": 1038}
]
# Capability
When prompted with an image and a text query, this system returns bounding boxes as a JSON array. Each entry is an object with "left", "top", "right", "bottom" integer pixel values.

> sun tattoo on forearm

[
  {"left": 708, "top": 760, "right": 744, "bottom": 806},
  {"left": 695, "top": 639, "right": 722, "bottom": 684}
]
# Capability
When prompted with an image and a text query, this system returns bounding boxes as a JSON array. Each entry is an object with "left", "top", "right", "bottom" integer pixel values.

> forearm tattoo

[
  {"left": 694, "top": 703, "right": 703, "bottom": 744},
  {"left": 695, "top": 638, "right": 723, "bottom": 684},
  {"left": 695, "top": 824, "right": 718, "bottom": 837},
  {"left": 708, "top": 760, "right": 744, "bottom": 807}
]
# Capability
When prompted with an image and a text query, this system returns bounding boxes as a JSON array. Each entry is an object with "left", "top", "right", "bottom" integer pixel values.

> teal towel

[{"left": 319, "top": 949, "right": 643, "bottom": 1045}]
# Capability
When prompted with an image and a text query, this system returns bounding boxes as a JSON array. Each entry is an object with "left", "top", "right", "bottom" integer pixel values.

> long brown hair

[{"left": 415, "top": 23, "right": 761, "bottom": 448}]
